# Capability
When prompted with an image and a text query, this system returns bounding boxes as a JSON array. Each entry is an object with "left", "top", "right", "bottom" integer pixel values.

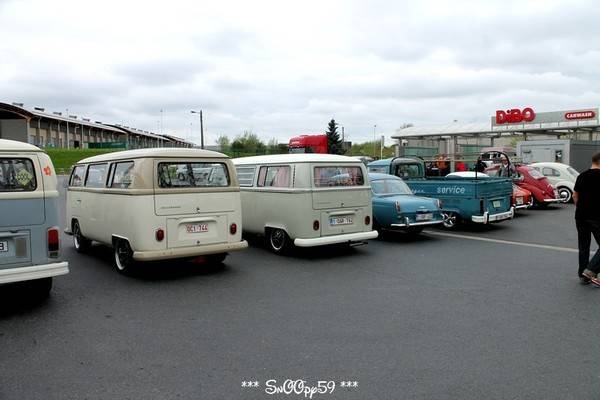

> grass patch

[{"left": 45, "top": 148, "right": 119, "bottom": 173}]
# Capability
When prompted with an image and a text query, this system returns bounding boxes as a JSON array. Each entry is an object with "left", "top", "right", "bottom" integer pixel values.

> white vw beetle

[{"left": 529, "top": 162, "right": 578, "bottom": 202}]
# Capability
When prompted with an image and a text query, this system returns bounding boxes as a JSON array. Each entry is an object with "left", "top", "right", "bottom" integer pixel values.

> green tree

[
  {"left": 325, "top": 119, "right": 343, "bottom": 155},
  {"left": 217, "top": 135, "right": 230, "bottom": 152},
  {"left": 267, "top": 138, "right": 279, "bottom": 154},
  {"left": 231, "top": 130, "right": 266, "bottom": 155}
]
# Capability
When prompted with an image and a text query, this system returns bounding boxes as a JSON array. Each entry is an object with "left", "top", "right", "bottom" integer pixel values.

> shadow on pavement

[
  {"left": 0, "top": 282, "right": 53, "bottom": 317},
  {"left": 71, "top": 243, "right": 233, "bottom": 282}
]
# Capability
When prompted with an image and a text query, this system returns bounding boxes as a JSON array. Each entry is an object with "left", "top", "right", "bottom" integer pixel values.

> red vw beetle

[
  {"left": 482, "top": 151, "right": 561, "bottom": 208},
  {"left": 514, "top": 165, "right": 561, "bottom": 207}
]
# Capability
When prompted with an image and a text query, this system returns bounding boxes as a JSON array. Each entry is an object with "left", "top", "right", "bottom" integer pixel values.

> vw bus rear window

[
  {"left": 314, "top": 166, "right": 364, "bottom": 187},
  {"left": 70, "top": 165, "right": 86, "bottom": 187},
  {"left": 158, "top": 162, "right": 230, "bottom": 188},
  {"left": 109, "top": 161, "right": 134, "bottom": 189},
  {"left": 0, "top": 158, "right": 37, "bottom": 192}
]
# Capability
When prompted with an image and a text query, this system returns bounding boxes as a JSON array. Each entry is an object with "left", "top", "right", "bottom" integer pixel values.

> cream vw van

[
  {"left": 65, "top": 148, "right": 247, "bottom": 273},
  {"left": 233, "top": 154, "right": 378, "bottom": 253},
  {"left": 0, "top": 139, "right": 69, "bottom": 297}
]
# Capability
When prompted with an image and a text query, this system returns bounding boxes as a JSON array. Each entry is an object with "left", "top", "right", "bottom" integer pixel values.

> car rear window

[
  {"left": 0, "top": 158, "right": 37, "bottom": 192},
  {"left": 314, "top": 166, "right": 364, "bottom": 187},
  {"left": 158, "top": 162, "right": 230, "bottom": 188}
]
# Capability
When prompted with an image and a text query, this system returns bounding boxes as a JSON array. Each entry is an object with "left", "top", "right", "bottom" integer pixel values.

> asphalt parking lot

[{"left": 2, "top": 191, "right": 600, "bottom": 400}]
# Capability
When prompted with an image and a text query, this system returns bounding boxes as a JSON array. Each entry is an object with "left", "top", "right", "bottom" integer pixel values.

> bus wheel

[
  {"left": 72, "top": 220, "right": 91, "bottom": 253},
  {"left": 114, "top": 239, "right": 135, "bottom": 274},
  {"left": 267, "top": 228, "right": 290, "bottom": 254},
  {"left": 442, "top": 212, "right": 459, "bottom": 229}
]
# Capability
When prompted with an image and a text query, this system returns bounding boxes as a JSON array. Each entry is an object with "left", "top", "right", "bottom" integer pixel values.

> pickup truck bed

[{"left": 405, "top": 177, "right": 514, "bottom": 225}]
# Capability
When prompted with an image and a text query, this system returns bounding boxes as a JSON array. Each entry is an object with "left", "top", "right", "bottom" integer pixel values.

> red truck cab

[{"left": 288, "top": 134, "right": 328, "bottom": 154}]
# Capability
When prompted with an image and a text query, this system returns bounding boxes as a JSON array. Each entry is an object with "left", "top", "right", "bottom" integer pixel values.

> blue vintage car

[{"left": 369, "top": 173, "right": 444, "bottom": 234}]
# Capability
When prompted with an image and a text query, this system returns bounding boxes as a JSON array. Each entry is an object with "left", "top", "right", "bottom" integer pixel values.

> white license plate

[
  {"left": 0, "top": 241, "right": 7, "bottom": 252},
  {"left": 516, "top": 197, "right": 524, "bottom": 205},
  {"left": 186, "top": 223, "right": 209, "bottom": 233},
  {"left": 330, "top": 216, "right": 353, "bottom": 226},
  {"left": 493, "top": 200, "right": 501, "bottom": 208},
  {"left": 416, "top": 213, "right": 433, "bottom": 221}
]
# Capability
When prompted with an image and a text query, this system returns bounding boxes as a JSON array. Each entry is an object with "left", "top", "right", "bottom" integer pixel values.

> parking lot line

[{"left": 426, "top": 231, "right": 588, "bottom": 254}]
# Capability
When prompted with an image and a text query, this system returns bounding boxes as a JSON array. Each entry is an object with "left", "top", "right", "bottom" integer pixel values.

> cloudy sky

[{"left": 1, "top": 0, "right": 599, "bottom": 145}]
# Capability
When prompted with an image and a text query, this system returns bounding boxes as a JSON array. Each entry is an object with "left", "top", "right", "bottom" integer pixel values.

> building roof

[
  {"left": 0, "top": 102, "right": 125, "bottom": 133},
  {"left": 0, "top": 101, "right": 195, "bottom": 146},
  {"left": 393, "top": 122, "right": 495, "bottom": 139},
  {"left": 106, "top": 125, "right": 166, "bottom": 141},
  {"left": 0, "top": 138, "right": 43, "bottom": 152},
  {"left": 77, "top": 147, "right": 227, "bottom": 164},
  {"left": 232, "top": 153, "right": 363, "bottom": 165}
]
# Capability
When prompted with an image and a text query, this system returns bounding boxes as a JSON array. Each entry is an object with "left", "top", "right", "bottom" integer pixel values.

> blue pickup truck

[{"left": 368, "top": 157, "right": 514, "bottom": 228}]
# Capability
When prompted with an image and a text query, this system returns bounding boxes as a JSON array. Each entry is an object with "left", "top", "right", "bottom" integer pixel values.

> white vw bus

[
  {"left": 0, "top": 139, "right": 69, "bottom": 297},
  {"left": 65, "top": 148, "right": 247, "bottom": 273},
  {"left": 233, "top": 154, "right": 378, "bottom": 253}
]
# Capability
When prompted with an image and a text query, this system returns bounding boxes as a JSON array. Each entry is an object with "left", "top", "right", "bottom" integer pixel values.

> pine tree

[{"left": 325, "top": 119, "right": 342, "bottom": 154}]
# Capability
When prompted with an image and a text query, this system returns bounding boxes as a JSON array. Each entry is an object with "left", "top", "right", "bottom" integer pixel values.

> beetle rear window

[
  {"left": 314, "top": 166, "right": 364, "bottom": 187},
  {"left": 0, "top": 158, "right": 37, "bottom": 192},
  {"left": 158, "top": 162, "right": 230, "bottom": 188}
]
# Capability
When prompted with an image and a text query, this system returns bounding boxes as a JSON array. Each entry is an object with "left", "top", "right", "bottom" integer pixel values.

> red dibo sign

[
  {"left": 496, "top": 107, "right": 536, "bottom": 124},
  {"left": 565, "top": 111, "right": 596, "bottom": 120}
]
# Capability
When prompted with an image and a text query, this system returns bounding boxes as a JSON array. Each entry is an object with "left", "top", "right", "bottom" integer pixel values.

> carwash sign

[
  {"left": 565, "top": 110, "right": 596, "bottom": 120},
  {"left": 495, "top": 107, "right": 536, "bottom": 124}
]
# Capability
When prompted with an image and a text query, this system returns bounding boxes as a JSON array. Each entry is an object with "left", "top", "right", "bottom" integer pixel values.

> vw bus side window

[
  {"left": 236, "top": 166, "right": 256, "bottom": 187},
  {"left": 70, "top": 165, "right": 86, "bottom": 187},
  {"left": 257, "top": 165, "right": 291, "bottom": 187},
  {"left": 314, "top": 166, "right": 364, "bottom": 187},
  {"left": 110, "top": 161, "right": 134, "bottom": 189},
  {"left": 0, "top": 158, "right": 37, "bottom": 192},
  {"left": 85, "top": 164, "right": 108, "bottom": 188},
  {"left": 157, "top": 162, "right": 230, "bottom": 188}
]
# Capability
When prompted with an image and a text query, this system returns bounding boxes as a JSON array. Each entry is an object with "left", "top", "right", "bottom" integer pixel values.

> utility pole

[
  {"left": 191, "top": 110, "right": 204, "bottom": 149},
  {"left": 373, "top": 124, "right": 377, "bottom": 158},
  {"left": 66, "top": 108, "right": 70, "bottom": 149}
]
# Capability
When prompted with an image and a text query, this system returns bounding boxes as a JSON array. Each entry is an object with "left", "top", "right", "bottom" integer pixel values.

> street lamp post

[
  {"left": 373, "top": 124, "right": 377, "bottom": 158},
  {"left": 191, "top": 110, "right": 204, "bottom": 149}
]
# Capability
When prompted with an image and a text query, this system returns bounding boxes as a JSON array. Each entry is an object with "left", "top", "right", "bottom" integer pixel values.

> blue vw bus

[{"left": 0, "top": 139, "right": 69, "bottom": 297}]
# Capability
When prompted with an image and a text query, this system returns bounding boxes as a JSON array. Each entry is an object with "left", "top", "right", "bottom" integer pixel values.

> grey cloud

[{"left": 114, "top": 58, "right": 212, "bottom": 86}]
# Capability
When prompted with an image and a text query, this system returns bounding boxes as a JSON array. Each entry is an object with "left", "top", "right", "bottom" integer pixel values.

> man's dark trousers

[{"left": 577, "top": 219, "right": 600, "bottom": 276}]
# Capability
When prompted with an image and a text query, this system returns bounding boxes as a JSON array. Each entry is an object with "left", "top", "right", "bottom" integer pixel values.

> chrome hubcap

[{"left": 270, "top": 230, "right": 285, "bottom": 251}]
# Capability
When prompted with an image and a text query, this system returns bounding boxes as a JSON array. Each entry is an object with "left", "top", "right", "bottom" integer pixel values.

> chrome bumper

[
  {"left": 390, "top": 217, "right": 444, "bottom": 228},
  {"left": 294, "top": 230, "right": 379, "bottom": 247},
  {"left": 472, "top": 207, "right": 515, "bottom": 224},
  {"left": 133, "top": 240, "right": 248, "bottom": 261},
  {"left": 0, "top": 262, "right": 69, "bottom": 284},
  {"left": 515, "top": 199, "right": 533, "bottom": 209}
]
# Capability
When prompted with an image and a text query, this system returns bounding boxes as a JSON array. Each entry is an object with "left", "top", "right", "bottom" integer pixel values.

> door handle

[{"left": 76, "top": 199, "right": 82, "bottom": 203}]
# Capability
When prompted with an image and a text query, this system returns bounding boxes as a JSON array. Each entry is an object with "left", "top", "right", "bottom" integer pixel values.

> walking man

[{"left": 575, "top": 152, "right": 600, "bottom": 285}]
